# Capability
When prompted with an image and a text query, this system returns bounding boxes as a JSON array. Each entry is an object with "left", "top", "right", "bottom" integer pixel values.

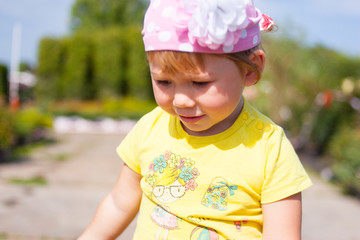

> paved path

[{"left": 1, "top": 132, "right": 360, "bottom": 240}]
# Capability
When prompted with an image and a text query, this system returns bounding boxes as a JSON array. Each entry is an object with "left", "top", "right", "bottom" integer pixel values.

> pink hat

[{"left": 142, "top": 0, "right": 275, "bottom": 54}]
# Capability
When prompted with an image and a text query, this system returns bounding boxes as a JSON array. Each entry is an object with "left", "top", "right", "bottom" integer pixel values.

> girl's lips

[{"left": 179, "top": 115, "right": 204, "bottom": 124}]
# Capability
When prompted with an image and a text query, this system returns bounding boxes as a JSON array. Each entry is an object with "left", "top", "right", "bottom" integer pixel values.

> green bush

[
  {"left": 36, "top": 38, "right": 64, "bottom": 100},
  {"left": 328, "top": 124, "right": 360, "bottom": 196},
  {"left": 0, "top": 64, "right": 9, "bottom": 101},
  {"left": 125, "top": 25, "right": 152, "bottom": 100},
  {"left": 102, "top": 96, "right": 156, "bottom": 119},
  {"left": 61, "top": 32, "right": 95, "bottom": 99},
  {"left": 14, "top": 108, "right": 53, "bottom": 142},
  {"left": 93, "top": 27, "right": 125, "bottom": 98},
  {"left": 0, "top": 107, "right": 15, "bottom": 150},
  {"left": 310, "top": 101, "right": 354, "bottom": 153}
]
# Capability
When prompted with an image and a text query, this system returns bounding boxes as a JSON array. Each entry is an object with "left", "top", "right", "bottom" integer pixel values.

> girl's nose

[{"left": 173, "top": 91, "right": 195, "bottom": 108}]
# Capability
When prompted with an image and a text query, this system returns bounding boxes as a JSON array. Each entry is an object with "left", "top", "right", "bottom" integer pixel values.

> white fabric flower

[{"left": 176, "top": 0, "right": 257, "bottom": 50}]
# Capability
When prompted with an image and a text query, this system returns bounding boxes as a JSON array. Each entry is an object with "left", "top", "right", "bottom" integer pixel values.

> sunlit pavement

[{"left": 1, "top": 132, "right": 360, "bottom": 240}]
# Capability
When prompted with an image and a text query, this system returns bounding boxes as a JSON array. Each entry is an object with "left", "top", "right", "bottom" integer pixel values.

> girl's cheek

[{"left": 154, "top": 89, "right": 172, "bottom": 106}]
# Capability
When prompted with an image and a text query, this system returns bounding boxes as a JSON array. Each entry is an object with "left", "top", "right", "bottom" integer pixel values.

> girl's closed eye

[
  {"left": 192, "top": 81, "right": 210, "bottom": 87},
  {"left": 155, "top": 80, "right": 172, "bottom": 86}
]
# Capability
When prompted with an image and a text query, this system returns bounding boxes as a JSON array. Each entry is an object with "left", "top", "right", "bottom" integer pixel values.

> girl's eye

[
  {"left": 156, "top": 80, "right": 171, "bottom": 86},
  {"left": 193, "top": 81, "right": 209, "bottom": 86}
]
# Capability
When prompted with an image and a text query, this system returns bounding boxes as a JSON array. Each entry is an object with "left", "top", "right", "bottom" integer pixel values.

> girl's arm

[
  {"left": 262, "top": 192, "right": 302, "bottom": 240},
  {"left": 78, "top": 164, "right": 142, "bottom": 240}
]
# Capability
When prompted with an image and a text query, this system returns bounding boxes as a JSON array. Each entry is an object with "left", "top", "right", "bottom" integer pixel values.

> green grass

[
  {"left": 9, "top": 176, "right": 47, "bottom": 186},
  {"left": 54, "top": 153, "right": 71, "bottom": 162},
  {"left": 0, "top": 233, "right": 7, "bottom": 239}
]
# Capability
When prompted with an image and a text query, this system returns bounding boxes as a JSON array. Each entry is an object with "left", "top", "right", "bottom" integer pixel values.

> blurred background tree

[
  {"left": 36, "top": 0, "right": 151, "bottom": 103},
  {"left": 0, "top": 64, "right": 9, "bottom": 103},
  {"left": 70, "top": 0, "right": 147, "bottom": 31}
]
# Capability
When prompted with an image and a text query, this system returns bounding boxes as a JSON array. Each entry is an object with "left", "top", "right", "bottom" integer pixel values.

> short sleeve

[
  {"left": 116, "top": 121, "right": 142, "bottom": 174},
  {"left": 116, "top": 107, "right": 164, "bottom": 175},
  {"left": 261, "top": 128, "right": 312, "bottom": 204}
]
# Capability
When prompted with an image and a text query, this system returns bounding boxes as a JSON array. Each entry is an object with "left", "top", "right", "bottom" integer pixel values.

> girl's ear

[{"left": 244, "top": 49, "right": 266, "bottom": 86}]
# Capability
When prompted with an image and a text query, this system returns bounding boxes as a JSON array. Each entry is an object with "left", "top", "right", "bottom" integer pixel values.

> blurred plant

[
  {"left": 14, "top": 108, "right": 53, "bottom": 144},
  {"left": 36, "top": 38, "right": 64, "bottom": 101},
  {"left": 93, "top": 27, "right": 125, "bottom": 98},
  {"left": 0, "top": 64, "right": 9, "bottom": 102},
  {"left": 9, "top": 176, "right": 47, "bottom": 186},
  {"left": 61, "top": 32, "right": 95, "bottom": 100},
  {"left": 103, "top": 96, "right": 157, "bottom": 119},
  {"left": 48, "top": 97, "right": 156, "bottom": 120},
  {"left": 124, "top": 26, "right": 152, "bottom": 100},
  {"left": 0, "top": 64, "right": 9, "bottom": 104},
  {"left": 70, "top": 0, "right": 147, "bottom": 31},
  {"left": 309, "top": 100, "right": 354, "bottom": 154},
  {"left": 0, "top": 106, "right": 15, "bottom": 150},
  {"left": 328, "top": 124, "right": 360, "bottom": 197}
]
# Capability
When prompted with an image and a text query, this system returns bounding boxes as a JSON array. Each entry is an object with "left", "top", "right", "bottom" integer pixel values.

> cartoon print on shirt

[
  {"left": 145, "top": 151, "right": 200, "bottom": 240},
  {"left": 201, "top": 177, "right": 238, "bottom": 211},
  {"left": 234, "top": 219, "right": 248, "bottom": 231},
  {"left": 190, "top": 226, "right": 219, "bottom": 240}
]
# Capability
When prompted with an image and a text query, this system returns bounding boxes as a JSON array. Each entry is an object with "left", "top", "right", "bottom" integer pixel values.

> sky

[{"left": 0, "top": 0, "right": 359, "bottom": 68}]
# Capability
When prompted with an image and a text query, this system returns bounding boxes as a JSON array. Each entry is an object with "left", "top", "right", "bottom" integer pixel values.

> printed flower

[
  {"left": 168, "top": 153, "right": 180, "bottom": 168},
  {"left": 191, "top": 168, "right": 200, "bottom": 178},
  {"left": 176, "top": 0, "right": 258, "bottom": 50},
  {"left": 149, "top": 163, "right": 155, "bottom": 171},
  {"left": 179, "top": 167, "right": 193, "bottom": 182},
  {"left": 177, "top": 158, "right": 186, "bottom": 169},
  {"left": 207, "top": 187, "right": 214, "bottom": 193},
  {"left": 146, "top": 172, "right": 156, "bottom": 186},
  {"left": 220, "top": 191, "right": 227, "bottom": 199},
  {"left": 185, "top": 179, "right": 198, "bottom": 191},
  {"left": 212, "top": 204, "right": 219, "bottom": 209},
  {"left": 164, "top": 151, "right": 172, "bottom": 161},
  {"left": 154, "top": 155, "right": 167, "bottom": 173},
  {"left": 184, "top": 158, "right": 195, "bottom": 169}
]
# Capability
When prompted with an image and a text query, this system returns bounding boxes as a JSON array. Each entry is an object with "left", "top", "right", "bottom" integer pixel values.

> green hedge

[
  {"left": 93, "top": 27, "right": 125, "bottom": 98},
  {"left": 61, "top": 32, "right": 95, "bottom": 99},
  {"left": 36, "top": 26, "right": 151, "bottom": 101},
  {"left": 0, "top": 64, "right": 9, "bottom": 102},
  {"left": 37, "top": 38, "right": 64, "bottom": 100},
  {"left": 124, "top": 26, "right": 152, "bottom": 99}
]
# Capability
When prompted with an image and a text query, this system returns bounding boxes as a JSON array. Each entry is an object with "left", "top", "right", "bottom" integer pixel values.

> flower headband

[{"left": 142, "top": 0, "right": 275, "bottom": 54}]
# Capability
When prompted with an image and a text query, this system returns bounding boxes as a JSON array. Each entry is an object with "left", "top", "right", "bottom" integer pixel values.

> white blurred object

[{"left": 53, "top": 116, "right": 136, "bottom": 134}]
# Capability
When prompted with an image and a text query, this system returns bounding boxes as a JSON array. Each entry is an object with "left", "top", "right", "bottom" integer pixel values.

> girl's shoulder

[
  {"left": 243, "top": 101, "right": 283, "bottom": 137},
  {"left": 130, "top": 107, "right": 170, "bottom": 136}
]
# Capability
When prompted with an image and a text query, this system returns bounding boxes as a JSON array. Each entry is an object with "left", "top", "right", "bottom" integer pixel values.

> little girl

[{"left": 78, "top": 0, "right": 312, "bottom": 239}]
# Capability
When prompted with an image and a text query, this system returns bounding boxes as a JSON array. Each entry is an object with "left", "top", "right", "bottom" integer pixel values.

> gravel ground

[{"left": 1, "top": 132, "right": 359, "bottom": 240}]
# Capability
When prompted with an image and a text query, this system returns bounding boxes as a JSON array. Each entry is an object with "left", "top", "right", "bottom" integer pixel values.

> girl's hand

[{"left": 262, "top": 192, "right": 302, "bottom": 240}]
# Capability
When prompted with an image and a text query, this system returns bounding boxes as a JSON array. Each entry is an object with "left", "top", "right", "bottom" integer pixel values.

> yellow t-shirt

[{"left": 117, "top": 101, "right": 312, "bottom": 240}]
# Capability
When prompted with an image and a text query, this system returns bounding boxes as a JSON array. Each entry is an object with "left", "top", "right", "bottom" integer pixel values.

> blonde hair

[
  {"left": 146, "top": 44, "right": 263, "bottom": 81},
  {"left": 154, "top": 166, "right": 186, "bottom": 186}
]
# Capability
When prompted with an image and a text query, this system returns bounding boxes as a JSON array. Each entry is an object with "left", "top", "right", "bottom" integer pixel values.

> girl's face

[
  {"left": 150, "top": 54, "right": 251, "bottom": 136},
  {"left": 153, "top": 180, "right": 186, "bottom": 204}
]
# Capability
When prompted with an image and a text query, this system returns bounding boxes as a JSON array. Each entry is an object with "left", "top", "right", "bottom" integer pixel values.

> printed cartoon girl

[
  {"left": 201, "top": 177, "right": 238, "bottom": 211},
  {"left": 146, "top": 151, "right": 200, "bottom": 240}
]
